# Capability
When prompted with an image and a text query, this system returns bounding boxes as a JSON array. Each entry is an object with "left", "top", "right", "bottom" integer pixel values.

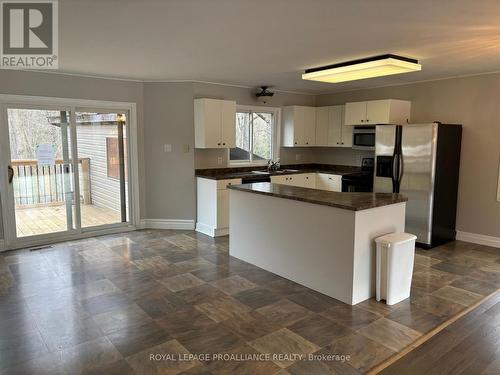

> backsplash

[{"left": 195, "top": 146, "right": 373, "bottom": 169}]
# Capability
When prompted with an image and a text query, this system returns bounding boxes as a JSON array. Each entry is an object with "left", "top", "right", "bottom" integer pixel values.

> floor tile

[
  {"left": 160, "top": 273, "right": 206, "bottom": 292},
  {"left": 357, "top": 317, "right": 422, "bottom": 352},
  {"left": 288, "top": 314, "right": 353, "bottom": 347},
  {"left": 220, "top": 311, "right": 281, "bottom": 341},
  {"left": 210, "top": 275, "right": 256, "bottom": 295},
  {"left": 256, "top": 299, "right": 315, "bottom": 327},
  {"left": 177, "top": 323, "right": 245, "bottom": 356},
  {"left": 385, "top": 304, "right": 446, "bottom": 333},
  {"left": 411, "top": 294, "right": 466, "bottom": 318},
  {"left": 320, "top": 304, "right": 381, "bottom": 330},
  {"left": 126, "top": 339, "right": 200, "bottom": 374},
  {"left": 322, "top": 332, "right": 394, "bottom": 372},
  {"left": 195, "top": 296, "right": 250, "bottom": 322},
  {"left": 155, "top": 307, "right": 216, "bottom": 338},
  {"left": 431, "top": 285, "right": 483, "bottom": 306},
  {"left": 234, "top": 287, "right": 282, "bottom": 310},
  {"left": 92, "top": 303, "right": 152, "bottom": 335},
  {"left": 249, "top": 328, "right": 320, "bottom": 368},
  {"left": 107, "top": 319, "right": 171, "bottom": 357}
]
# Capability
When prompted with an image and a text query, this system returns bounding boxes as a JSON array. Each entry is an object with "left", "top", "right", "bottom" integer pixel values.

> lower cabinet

[
  {"left": 272, "top": 173, "right": 340, "bottom": 192},
  {"left": 196, "top": 177, "right": 241, "bottom": 237},
  {"left": 316, "top": 173, "right": 342, "bottom": 192}
]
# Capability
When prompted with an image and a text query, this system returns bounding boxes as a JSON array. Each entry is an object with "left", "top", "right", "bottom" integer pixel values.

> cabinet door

[
  {"left": 316, "top": 173, "right": 330, "bottom": 190},
  {"left": 271, "top": 175, "right": 289, "bottom": 185},
  {"left": 292, "top": 107, "right": 306, "bottom": 146},
  {"left": 344, "top": 101, "right": 367, "bottom": 125},
  {"left": 303, "top": 173, "right": 316, "bottom": 188},
  {"left": 328, "top": 175, "right": 342, "bottom": 192},
  {"left": 203, "top": 99, "right": 222, "bottom": 148},
  {"left": 327, "top": 105, "right": 343, "bottom": 146},
  {"left": 366, "top": 100, "right": 390, "bottom": 125},
  {"left": 220, "top": 100, "right": 236, "bottom": 148},
  {"left": 315, "top": 107, "right": 329, "bottom": 146},
  {"left": 340, "top": 121, "right": 353, "bottom": 148},
  {"left": 303, "top": 107, "right": 316, "bottom": 146},
  {"left": 285, "top": 175, "right": 300, "bottom": 187},
  {"left": 216, "top": 189, "right": 230, "bottom": 228}
]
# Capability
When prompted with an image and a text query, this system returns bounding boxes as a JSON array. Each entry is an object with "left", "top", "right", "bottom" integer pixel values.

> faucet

[{"left": 267, "top": 159, "right": 281, "bottom": 172}]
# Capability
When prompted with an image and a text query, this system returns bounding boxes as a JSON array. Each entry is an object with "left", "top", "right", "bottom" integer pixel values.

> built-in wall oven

[{"left": 352, "top": 126, "right": 375, "bottom": 150}]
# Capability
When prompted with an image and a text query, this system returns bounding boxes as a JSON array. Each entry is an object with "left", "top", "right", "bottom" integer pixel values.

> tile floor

[{"left": 0, "top": 230, "right": 498, "bottom": 374}]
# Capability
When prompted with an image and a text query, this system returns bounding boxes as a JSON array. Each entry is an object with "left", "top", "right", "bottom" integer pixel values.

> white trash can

[{"left": 375, "top": 232, "right": 417, "bottom": 305}]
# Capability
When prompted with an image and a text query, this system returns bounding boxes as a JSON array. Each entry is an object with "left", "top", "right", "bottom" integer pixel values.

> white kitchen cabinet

[
  {"left": 344, "top": 99, "right": 411, "bottom": 126},
  {"left": 302, "top": 173, "right": 316, "bottom": 188},
  {"left": 316, "top": 173, "right": 342, "bottom": 192},
  {"left": 272, "top": 173, "right": 317, "bottom": 189},
  {"left": 196, "top": 177, "right": 241, "bottom": 237},
  {"left": 194, "top": 98, "right": 236, "bottom": 148},
  {"left": 315, "top": 107, "right": 329, "bottom": 146},
  {"left": 271, "top": 174, "right": 301, "bottom": 186},
  {"left": 282, "top": 106, "right": 316, "bottom": 147}
]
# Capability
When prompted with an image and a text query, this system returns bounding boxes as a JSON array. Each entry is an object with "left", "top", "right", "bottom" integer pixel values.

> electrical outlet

[
  {"left": 183, "top": 144, "right": 190, "bottom": 153},
  {"left": 164, "top": 144, "right": 172, "bottom": 153},
  {"left": 295, "top": 154, "right": 301, "bottom": 161},
  {"left": 217, "top": 156, "right": 223, "bottom": 165}
]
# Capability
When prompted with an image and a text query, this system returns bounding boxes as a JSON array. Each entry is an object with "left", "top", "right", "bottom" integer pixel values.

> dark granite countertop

[
  {"left": 227, "top": 182, "right": 407, "bottom": 211},
  {"left": 195, "top": 164, "right": 360, "bottom": 181}
]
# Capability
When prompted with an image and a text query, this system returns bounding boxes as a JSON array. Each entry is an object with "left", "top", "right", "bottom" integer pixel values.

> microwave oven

[{"left": 352, "top": 126, "right": 375, "bottom": 151}]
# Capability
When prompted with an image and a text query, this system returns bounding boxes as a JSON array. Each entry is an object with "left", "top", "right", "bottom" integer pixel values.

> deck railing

[{"left": 12, "top": 158, "right": 91, "bottom": 206}]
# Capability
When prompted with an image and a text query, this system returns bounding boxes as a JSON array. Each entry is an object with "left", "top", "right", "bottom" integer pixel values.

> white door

[{"left": 344, "top": 102, "right": 367, "bottom": 125}]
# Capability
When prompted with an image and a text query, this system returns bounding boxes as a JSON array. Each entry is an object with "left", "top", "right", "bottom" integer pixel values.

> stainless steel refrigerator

[{"left": 374, "top": 123, "right": 462, "bottom": 248}]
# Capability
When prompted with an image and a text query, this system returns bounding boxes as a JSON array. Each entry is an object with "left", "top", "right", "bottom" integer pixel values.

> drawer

[{"left": 217, "top": 178, "right": 242, "bottom": 190}]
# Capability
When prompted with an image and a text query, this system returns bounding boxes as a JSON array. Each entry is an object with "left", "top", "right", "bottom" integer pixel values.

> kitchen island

[{"left": 228, "top": 183, "right": 407, "bottom": 305}]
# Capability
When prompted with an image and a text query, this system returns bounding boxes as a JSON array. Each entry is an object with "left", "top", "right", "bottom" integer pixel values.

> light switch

[
  {"left": 164, "top": 144, "right": 172, "bottom": 153},
  {"left": 217, "top": 156, "right": 223, "bottom": 165},
  {"left": 183, "top": 144, "right": 190, "bottom": 153}
]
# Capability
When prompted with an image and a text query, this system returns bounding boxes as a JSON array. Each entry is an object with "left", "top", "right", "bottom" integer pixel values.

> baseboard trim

[
  {"left": 142, "top": 219, "right": 195, "bottom": 230},
  {"left": 456, "top": 230, "right": 500, "bottom": 248}
]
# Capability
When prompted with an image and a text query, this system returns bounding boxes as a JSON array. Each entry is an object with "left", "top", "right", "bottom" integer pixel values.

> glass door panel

[
  {"left": 7, "top": 108, "right": 75, "bottom": 237},
  {"left": 74, "top": 111, "right": 129, "bottom": 228}
]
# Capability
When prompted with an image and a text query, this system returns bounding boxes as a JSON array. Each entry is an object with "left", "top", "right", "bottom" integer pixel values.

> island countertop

[{"left": 228, "top": 182, "right": 407, "bottom": 211}]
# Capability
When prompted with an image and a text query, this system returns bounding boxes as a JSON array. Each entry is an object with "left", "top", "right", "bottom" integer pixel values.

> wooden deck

[{"left": 15, "top": 204, "right": 122, "bottom": 237}]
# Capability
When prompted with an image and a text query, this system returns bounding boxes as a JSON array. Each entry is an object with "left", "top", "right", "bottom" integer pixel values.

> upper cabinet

[
  {"left": 282, "top": 106, "right": 316, "bottom": 147},
  {"left": 315, "top": 105, "right": 352, "bottom": 148},
  {"left": 194, "top": 98, "right": 236, "bottom": 148},
  {"left": 344, "top": 99, "right": 411, "bottom": 126}
]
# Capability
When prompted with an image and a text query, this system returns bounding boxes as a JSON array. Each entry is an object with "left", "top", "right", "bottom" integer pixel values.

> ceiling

[{"left": 54, "top": 0, "right": 500, "bottom": 93}]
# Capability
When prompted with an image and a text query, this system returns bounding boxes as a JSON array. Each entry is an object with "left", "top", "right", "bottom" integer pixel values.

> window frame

[{"left": 228, "top": 105, "right": 281, "bottom": 166}]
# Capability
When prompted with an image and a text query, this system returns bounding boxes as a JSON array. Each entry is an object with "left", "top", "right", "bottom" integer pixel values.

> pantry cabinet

[
  {"left": 194, "top": 98, "right": 236, "bottom": 148},
  {"left": 344, "top": 99, "right": 411, "bottom": 126}
]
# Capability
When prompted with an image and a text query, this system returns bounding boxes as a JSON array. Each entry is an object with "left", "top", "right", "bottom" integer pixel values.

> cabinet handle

[
  {"left": 222, "top": 143, "right": 226, "bottom": 145},
  {"left": 361, "top": 119, "right": 364, "bottom": 122},
  {"left": 336, "top": 142, "right": 339, "bottom": 144},
  {"left": 217, "top": 143, "right": 221, "bottom": 146},
  {"left": 366, "top": 119, "right": 369, "bottom": 122}
]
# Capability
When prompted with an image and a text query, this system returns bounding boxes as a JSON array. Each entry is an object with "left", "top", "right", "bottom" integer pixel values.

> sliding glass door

[
  {"left": 74, "top": 110, "right": 129, "bottom": 228},
  {"left": 0, "top": 103, "right": 132, "bottom": 248},
  {"left": 6, "top": 107, "right": 76, "bottom": 238}
]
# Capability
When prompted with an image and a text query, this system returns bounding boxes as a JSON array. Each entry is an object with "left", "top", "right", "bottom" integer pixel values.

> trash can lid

[{"left": 375, "top": 232, "right": 417, "bottom": 246}]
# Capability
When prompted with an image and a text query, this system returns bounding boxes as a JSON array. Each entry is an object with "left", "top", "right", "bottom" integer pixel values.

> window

[
  {"left": 229, "top": 106, "right": 279, "bottom": 164},
  {"left": 106, "top": 136, "right": 128, "bottom": 181}
]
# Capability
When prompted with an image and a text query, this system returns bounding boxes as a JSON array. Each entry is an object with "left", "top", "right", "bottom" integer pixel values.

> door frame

[{"left": 0, "top": 94, "right": 140, "bottom": 251}]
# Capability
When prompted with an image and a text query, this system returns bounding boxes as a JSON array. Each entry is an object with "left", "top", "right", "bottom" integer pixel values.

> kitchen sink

[
  {"left": 251, "top": 170, "right": 270, "bottom": 175},
  {"left": 252, "top": 169, "right": 299, "bottom": 175}
]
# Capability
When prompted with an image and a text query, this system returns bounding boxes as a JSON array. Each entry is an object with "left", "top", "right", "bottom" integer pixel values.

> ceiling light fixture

[
  {"left": 255, "top": 86, "right": 274, "bottom": 104},
  {"left": 302, "top": 54, "right": 421, "bottom": 83}
]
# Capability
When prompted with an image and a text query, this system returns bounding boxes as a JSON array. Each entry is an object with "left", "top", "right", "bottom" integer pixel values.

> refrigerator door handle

[{"left": 398, "top": 153, "right": 404, "bottom": 183}]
